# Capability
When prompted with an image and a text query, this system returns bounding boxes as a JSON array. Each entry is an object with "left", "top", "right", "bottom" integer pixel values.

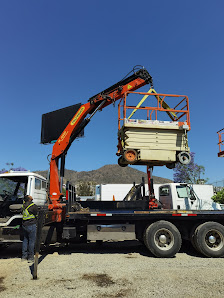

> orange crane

[{"left": 41, "top": 67, "right": 153, "bottom": 221}]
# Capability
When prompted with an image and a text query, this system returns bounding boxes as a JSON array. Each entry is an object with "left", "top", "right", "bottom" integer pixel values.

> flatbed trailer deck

[
  {"left": 61, "top": 203, "right": 224, "bottom": 258},
  {"left": 68, "top": 209, "right": 224, "bottom": 218}
]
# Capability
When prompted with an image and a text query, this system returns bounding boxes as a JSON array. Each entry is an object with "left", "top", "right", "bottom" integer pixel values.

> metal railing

[
  {"left": 217, "top": 128, "right": 224, "bottom": 157},
  {"left": 118, "top": 91, "right": 190, "bottom": 130}
]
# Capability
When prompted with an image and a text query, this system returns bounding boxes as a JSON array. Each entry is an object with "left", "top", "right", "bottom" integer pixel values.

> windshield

[
  {"left": 0, "top": 176, "right": 28, "bottom": 200},
  {"left": 176, "top": 185, "right": 189, "bottom": 198}
]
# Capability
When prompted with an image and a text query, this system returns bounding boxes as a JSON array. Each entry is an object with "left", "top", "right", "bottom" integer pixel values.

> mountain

[{"left": 35, "top": 164, "right": 173, "bottom": 185}]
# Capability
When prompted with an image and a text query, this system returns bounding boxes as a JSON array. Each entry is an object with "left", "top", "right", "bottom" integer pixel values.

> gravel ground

[{"left": 0, "top": 241, "right": 224, "bottom": 298}]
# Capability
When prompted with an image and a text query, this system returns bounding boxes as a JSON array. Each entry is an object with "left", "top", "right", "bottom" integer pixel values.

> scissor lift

[{"left": 117, "top": 91, "right": 191, "bottom": 168}]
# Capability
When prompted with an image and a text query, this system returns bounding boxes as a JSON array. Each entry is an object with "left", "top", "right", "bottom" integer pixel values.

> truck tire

[
  {"left": 143, "top": 221, "right": 182, "bottom": 258},
  {"left": 190, "top": 224, "right": 200, "bottom": 252},
  {"left": 194, "top": 222, "right": 224, "bottom": 257}
]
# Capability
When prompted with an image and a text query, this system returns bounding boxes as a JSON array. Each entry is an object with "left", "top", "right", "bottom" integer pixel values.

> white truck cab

[
  {"left": 158, "top": 183, "right": 221, "bottom": 210},
  {"left": 0, "top": 171, "right": 47, "bottom": 233},
  {"left": 0, "top": 171, "right": 47, "bottom": 207},
  {"left": 0, "top": 171, "right": 56, "bottom": 245}
]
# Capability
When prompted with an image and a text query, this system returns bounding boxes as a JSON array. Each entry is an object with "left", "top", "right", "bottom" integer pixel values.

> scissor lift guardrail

[{"left": 217, "top": 128, "right": 224, "bottom": 157}]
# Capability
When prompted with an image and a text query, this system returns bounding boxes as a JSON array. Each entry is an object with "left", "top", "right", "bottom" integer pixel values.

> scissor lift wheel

[
  {"left": 177, "top": 151, "right": 191, "bottom": 165},
  {"left": 124, "top": 149, "right": 138, "bottom": 163}
]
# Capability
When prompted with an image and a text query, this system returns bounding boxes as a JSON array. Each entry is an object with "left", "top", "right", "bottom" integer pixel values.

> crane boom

[{"left": 47, "top": 68, "right": 153, "bottom": 220}]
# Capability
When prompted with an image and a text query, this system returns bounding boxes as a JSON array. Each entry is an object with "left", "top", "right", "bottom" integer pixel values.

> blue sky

[{"left": 0, "top": 0, "right": 224, "bottom": 183}]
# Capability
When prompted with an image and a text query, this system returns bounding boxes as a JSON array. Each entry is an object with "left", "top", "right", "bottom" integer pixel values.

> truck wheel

[
  {"left": 194, "top": 222, "right": 224, "bottom": 257},
  {"left": 143, "top": 221, "right": 182, "bottom": 258},
  {"left": 190, "top": 225, "right": 200, "bottom": 252},
  {"left": 190, "top": 233, "right": 199, "bottom": 252}
]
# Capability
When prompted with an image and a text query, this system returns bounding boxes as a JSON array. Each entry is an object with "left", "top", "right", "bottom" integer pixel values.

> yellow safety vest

[{"left": 22, "top": 203, "right": 35, "bottom": 221}]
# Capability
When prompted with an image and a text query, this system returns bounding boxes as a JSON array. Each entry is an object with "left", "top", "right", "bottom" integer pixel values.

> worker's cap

[{"left": 24, "top": 195, "right": 33, "bottom": 202}]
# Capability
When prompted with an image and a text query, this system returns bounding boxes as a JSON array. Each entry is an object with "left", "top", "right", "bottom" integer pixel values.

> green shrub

[{"left": 212, "top": 189, "right": 224, "bottom": 204}]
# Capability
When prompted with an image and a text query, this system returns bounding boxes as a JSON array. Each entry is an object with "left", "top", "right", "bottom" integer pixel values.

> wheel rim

[
  {"left": 154, "top": 228, "right": 174, "bottom": 251},
  {"left": 178, "top": 152, "right": 191, "bottom": 165},
  {"left": 124, "top": 150, "right": 137, "bottom": 162},
  {"left": 204, "top": 229, "right": 224, "bottom": 251}
]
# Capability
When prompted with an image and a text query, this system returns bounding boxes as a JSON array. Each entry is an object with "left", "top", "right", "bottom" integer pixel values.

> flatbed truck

[
  {"left": 61, "top": 182, "right": 224, "bottom": 258},
  {"left": 1, "top": 172, "right": 224, "bottom": 258}
]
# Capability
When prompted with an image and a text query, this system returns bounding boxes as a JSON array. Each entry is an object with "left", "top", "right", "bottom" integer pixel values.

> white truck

[
  {"left": 0, "top": 171, "right": 47, "bottom": 243},
  {"left": 95, "top": 183, "right": 221, "bottom": 210},
  {"left": 158, "top": 183, "right": 221, "bottom": 210}
]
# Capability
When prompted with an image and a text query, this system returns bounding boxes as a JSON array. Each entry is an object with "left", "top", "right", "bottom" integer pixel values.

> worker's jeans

[{"left": 22, "top": 224, "right": 37, "bottom": 260}]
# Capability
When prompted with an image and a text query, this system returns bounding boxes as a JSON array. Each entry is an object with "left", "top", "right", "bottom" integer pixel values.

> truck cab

[
  {"left": 0, "top": 171, "right": 47, "bottom": 243},
  {"left": 158, "top": 183, "right": 221, "bottom": 210}
]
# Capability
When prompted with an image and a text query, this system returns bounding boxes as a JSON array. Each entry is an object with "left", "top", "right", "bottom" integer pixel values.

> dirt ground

[{"left": 0, "top": 241, "right": 224, "bottom": 298}]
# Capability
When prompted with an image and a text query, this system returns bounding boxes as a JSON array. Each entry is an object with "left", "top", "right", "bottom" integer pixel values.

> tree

[
  {"left": 212, "top": 189, "right": 224, "bottom": 204},
  {"left": 76, "top": 181, "right": 95, "bottom": 196},
  {"left": 0, "top": 163, "right": 27, "bottom": 174},
  {"left": 173, "top": 152, "right": 208, "bottom": 184}
]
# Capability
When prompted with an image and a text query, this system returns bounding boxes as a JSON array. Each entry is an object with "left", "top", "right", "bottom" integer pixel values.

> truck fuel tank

[{"left": 87, "top": 224, "right": 136, "bottom": 241}]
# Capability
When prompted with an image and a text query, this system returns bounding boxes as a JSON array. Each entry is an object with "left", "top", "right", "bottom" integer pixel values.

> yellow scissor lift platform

[{"left": 117, "top": 90, "right": 191, "bottom": 168}]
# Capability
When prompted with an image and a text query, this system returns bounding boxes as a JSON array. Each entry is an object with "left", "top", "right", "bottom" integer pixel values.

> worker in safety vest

[{"left": 21, "top": 195, "right": 38, "bottom": 263}]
